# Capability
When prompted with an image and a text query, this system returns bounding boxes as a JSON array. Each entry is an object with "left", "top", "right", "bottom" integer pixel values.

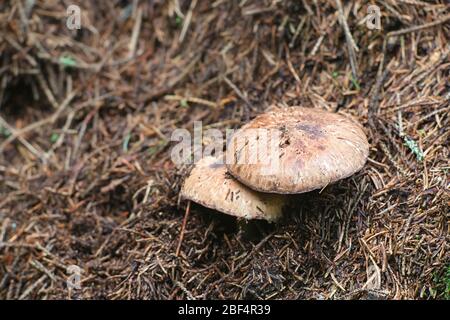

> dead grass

[{"left": 0, "top": 0, "right": 448, "bottom": 299}]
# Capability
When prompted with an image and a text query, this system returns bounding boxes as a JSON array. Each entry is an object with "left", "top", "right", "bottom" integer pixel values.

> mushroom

[
  {"left": 226, "top": 107, "right": 369, "bottom": 194},
  {"left": 180, "top": 156, "right": 288, "bottom": 221}
]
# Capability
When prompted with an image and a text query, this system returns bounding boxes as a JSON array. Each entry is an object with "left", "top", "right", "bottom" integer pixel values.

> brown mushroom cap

[
  {"left": 180, "top": 156, "right": 287, "bottom": 221},
  {"left": 226, "top": 107, "right": 369, "bottom": 194}
]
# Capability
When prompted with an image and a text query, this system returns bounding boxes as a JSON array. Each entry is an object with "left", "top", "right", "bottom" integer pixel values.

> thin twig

[
  {"left": 179, "top": 0, "right": 198, "bottom": 43},
  {"left": 176, "top": 201, "right": 191, "bottom": 257},
  {"left": 335, "top": 0, "right": 359, "bottom": 80},
  {"left": 387, "top": 13, "right": 450, "bottom": 37},
  {"left": 223, "top": 76, "right": 253, "bottom": 109}
]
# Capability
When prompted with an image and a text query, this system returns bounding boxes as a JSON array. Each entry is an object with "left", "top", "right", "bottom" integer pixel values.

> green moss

[
  {"left": 432, "top": 265, "right": 450, "bottom": 300},
  {"left": 50, "top": 133, "right": 60, "bottom": 143},
  {"left": 59, "top": 56, "right": 77, "bottom": 68},
  {"left": 350, "top": 74, "right": 360, "bottom": 91},
  {"left": 0, "top": 125, "right": 11, "bottom": 138},
  {"left": 175, "top": 15, "right": 183, "bottom": 28},
  {"left": 403, "top": 136, "right": 424, "bottom": 162}
]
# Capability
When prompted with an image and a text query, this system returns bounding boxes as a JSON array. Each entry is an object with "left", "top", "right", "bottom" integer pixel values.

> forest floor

[{"left": 0, "top": 1, "right": 449, "bottom": 299}]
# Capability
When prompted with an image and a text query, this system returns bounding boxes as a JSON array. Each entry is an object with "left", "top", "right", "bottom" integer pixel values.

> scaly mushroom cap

[
  {"left": 181, "top": 156, "right": 287, "bottom": 221},
  {"left": 226, "top": 107, "right": 369, "bottom": 194}
]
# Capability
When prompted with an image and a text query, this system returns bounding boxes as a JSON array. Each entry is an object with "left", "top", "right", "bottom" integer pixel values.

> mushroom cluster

[{"left": 181, "top": 107, "right": 369, "bottom": 221}]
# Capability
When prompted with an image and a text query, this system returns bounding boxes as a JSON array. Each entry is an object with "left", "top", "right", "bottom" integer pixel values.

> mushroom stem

[{"left": 176, "top": 200, "right": 191, "bottom": 257}]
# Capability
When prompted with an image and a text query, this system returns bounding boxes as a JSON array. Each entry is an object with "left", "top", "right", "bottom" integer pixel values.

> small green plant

[
  {"left": 175, "top": 15, "right": 183, "bottom": 27},
  {"left": 122, "top": 132, "right": 132, "bottom": 153},
  {"left": 180, "top": 99, "right": 189, "bottom": 108},
  {"left": 418, "top": 129, "right": 426, "bottom": 137},
  {"left": 59, "top": 55, "right": 77, "bottom": 68},
  {"left": 403, "top": 136, "right": 424, "bottom": 162},
  {"left": 431, "top": 265, "right": 450, "bottom": 299},
  {"left": 444, "top": 265, "right": 450, "bottom": 300},
  {"left": 350, "top": 74, "right": 360, "bottom": 91},
  {"left": 50, "top": 133, "right": 60, "bottom": 143},
  {"left": 0, "top": 125, "right": 11, "bottom": 138}
]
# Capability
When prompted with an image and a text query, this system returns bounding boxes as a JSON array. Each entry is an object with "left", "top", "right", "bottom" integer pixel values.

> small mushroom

[
  {"left": 181, "top": 156, "right": 287, "bottom": 221},
  {"left": 226, "top": 107, "right": 369, "bottom": 194}
]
